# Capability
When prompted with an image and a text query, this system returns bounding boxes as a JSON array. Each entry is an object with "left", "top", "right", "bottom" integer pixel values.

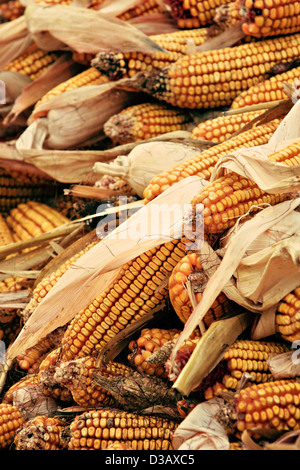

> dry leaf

[
  {"left": 267, "top": 351, "right": 300, "bottom": 379},
  {"left": 18, "top": 80, "right": 139, "bottom": 150},
  {"left": 0, "top": 16, "right": 32, "bottom": 70},
  {"left": 0, "top": 71, "right": 32, "bottom": 105},
  {"left": 25, "top": 3, "right": 166, "bottom": 54},
  {"left": 93, "top": 140, "right": 205, "bottom": 197},
  {"left": 172, "top": 398, "right": 230, "bottom": 450}
]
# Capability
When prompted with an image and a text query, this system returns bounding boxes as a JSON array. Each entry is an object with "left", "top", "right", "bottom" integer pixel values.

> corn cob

[
  {"left": 190, "top": 137, "right": 300, "bottom": 234},
  {"left": 0, "top": 403, "right": 25, "bottom": 449},
  {"left": 22, "top": 240, "right": 99, "bottom": 322},
  {"left": 191, "top": 171, "right": 285, "bottom": 234},
  {"left": 60, "top": 238, "right": 188, "bottom": 362},
  {"left": 231, "top": 379, "right": 300, "bottom": 435},
  {"left": 117, "top": 0, "right": 164, "bottom": 20},
  {"left": 37, "top": 348, "right": 73, "bottom": 403},
  {"left": 67, "top": 409, "right": 178, "bottom": 450},
  {"left": 91, "top": 28, "right": 208, "bottom": 80},
  {"left": 128, "top": 327, "right": 181, "bottom": 377},
  {"left": 2, "top": 374, "right": 40, "bottom": 404},
  {"left": 139, "top": 33, "right": 300, "bottom": 109},
  {"left": 165, "top": 0, "right": 233, "bottom": 27},
  {"left": 0, "top": 213, "right": 15, "bottom": 246},
  {"left": 6, "top": 201, "right": 70, "bottom": 241},
  {"left": 3, "top": 48, "right": 60, "bottom": 80},
  {"left": 168, "top": 252, "right": 231, "bottom": 324},
  {"left": 39, "top": 356, "right": 135, "bottom": 408},
  {"left": 190, "top": 110, "right": 264, "bottom": 143},
  {"left": 0, "top": 0, "right": 25, "bottom": 22},
  {"left": 275, "top": 286, "right": 300, "bottom": 342},
  {"left": 151, "top": 28, "right": 209, "bottom": 52},
  {"left": 231, "top": 65, "right": 300, "bottom": 109},
  {"left": 204, "top": 340, "right": 290, "bottom": 399},
  {"left": 143, "top": 120, "right": 280, "bottom": 203},
  {"left": 0, "top": 168, "right": 56, "bottom": 215},
  {"left": 92, "top": 50, "right": 183, "bottom": 80},
  {"left": 16, "top": 327, "right": 65, "bottom": 374},
  {"left": 236, "top": 0, "right": 300, "bottom": 37},
  {"left": 14, "top": 416, "right": 67, "bottom": 450},
  {"left": 0, "top": 277, "right": 24, "bottom": 293},
  {"left": 103, "top": 102, "right": 192, "bottom": 145},
  {"left": 166, "top": 338, "right": 290, "bottom": 396},
  {"left": 33, "top": 67, "right": 110, "bottom": 118},
  {"left": 213, "top": 1, "right": 243, "bottom": 28}
]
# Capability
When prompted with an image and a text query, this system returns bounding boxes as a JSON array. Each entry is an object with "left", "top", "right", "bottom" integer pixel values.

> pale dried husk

[
  {"left": 211, "top": 100, "right": 300, "bottom": 194},
  {"left": 17, "top": 80, "right": 138, "bottom": 150},
  {"left": 267, "top": 351, "right": 300, "bottom": 379},
  {"left": 0, "top": 16, "right": 32, "bottom": 70},
  {"left": 171, "top": 398, "right": 230, "bottom": 450},
  {"left": 93, "top": 140, "right": 206, "bottom": 197},
  {"left": 4, "top": 55, "right": 81, "bottom": 125},
  {"left": 0, "top": 71, "right": 32, "bottom": 106},
  {"left": 13, "top": 384, "right": 58, "bottom": 420},
  {"left": 24, "top": 3, "right": 166, "bottom": 54}
]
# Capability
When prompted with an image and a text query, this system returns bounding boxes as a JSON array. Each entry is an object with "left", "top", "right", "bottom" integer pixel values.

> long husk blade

[
  {"left": 24, "top": 3, "right": 166, "bottom": 54},
  {"left": 172, "top": 312, "right": 254, "bottom": 396}
]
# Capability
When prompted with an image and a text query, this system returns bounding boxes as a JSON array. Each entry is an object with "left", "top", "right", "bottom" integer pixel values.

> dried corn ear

[
  {"left": 6, "top": 201, "right": 70, "bottom": 241},
  {"left": 38, "top": 348, "right": 73, "bottom": 403},
  {"left": 236, "top": 0, "right": 300, "bottom": 37},
  {"left": 22, "top": 240, "right": 99, "bottom": 322},
  {"left": 169, "top": 252, "right": 232, "bottom": 326},
  {"left": 0, "top": 0, "right": 25, "bottom": 22},
  {"left": 231, "top": 379, "right": 300, "bottom": 436},
  {"left": 190, "top": 110, "right": 264, "bottom": 143},
  {"left": 275, "top": 286, "right": 300, "bottom": 342},
  {"left": 60, "top": 238, "right": 187, "bottom": 361},
  {"left": 33, "top": 67, "right": 110, "bottom": 118},
  {"left": 0, "top": 403, "right": 25, "bottom": 449},
  {"left": 3, "top": 49, "right": 60, "bottom": 80},
  {"left": 39, "top": 356, "right": 134, "bottom": 407},
  {"left": 231, "top": 65, "right": 300, "bottom": 109},
  {"left": 165, "top": 0, "right": 233, "bottom": 27},
  {"left": 92, "top": 50, "right": 183, "bottom": 80},
  {"left": 14, "top": 416, "right": 67, "bottom": 450},
  {"left": 103, "top": 102, "right": 192, "bottom": 145},
  {"left": 91, "top": 28, "right": 208, "bottom": 80},
  {"left": 117, "top": 0, "right": 165, "bottom": 20},
  {"left": 190, "top": 171, "right": 286, "bottom": 234},
  {"left": 67, "top": 408, "right": 178, "bottom": 450},
  {"left": 0, "top": 213, "right": 15, "bottom": 246},
  {"left": 204, "top": 340, "right": 290, "bottom": 399},
  {"left": 143, "top": 120, "right": 279, "bottom": 203},
  {"left": 0, "top": 167, "right": 56, "bottom": 215},
  {"left": 128, "top": 327, "right": 181, "bottom": 377},
  {"left": 2, "top": 375, "right": 40, "bottom": 404},
  {"left": 16, "top": 327, "right": 65, "bottom": 374},
  {"left": 139, "top": 33, "right": 300, "bottom": 109}
]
